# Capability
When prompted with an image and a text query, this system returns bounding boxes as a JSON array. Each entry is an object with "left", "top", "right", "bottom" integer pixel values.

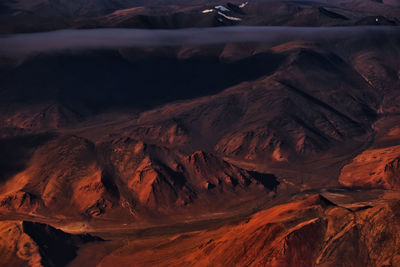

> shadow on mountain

[
  {"left": 0, "top": 50, "right": 285, "bottom": 112},
  {"left": 0, "top": 133, "right": 55, "bottom": 182}
]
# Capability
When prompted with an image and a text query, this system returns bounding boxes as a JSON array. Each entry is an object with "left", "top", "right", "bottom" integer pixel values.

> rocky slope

[
  {"left": 121, "top": 42, "right": 383, "bottom": 163},
  {"left": 0, "top": 220, "right": 102, "bottom": 267},
  {"left": 0, "top": 134, "right": 278, "bottom": 221},
  {"left": 0, "top": 26, "right": 398, "bottom": 219},
  {"left": 339, "top": 144, "right": 400, "bottom": 189},
  {"left": 97, "top": 194, "right": 400, "bottom": 267},
  {"left": 0, "top": 14, "right": 399, "bottom": 266}
]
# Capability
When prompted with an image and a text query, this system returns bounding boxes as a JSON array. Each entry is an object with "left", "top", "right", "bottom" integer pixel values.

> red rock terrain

[
  {"left": 0, "top": 134, "right": 278, "bottom": 221},
  {"left": 340, "top": 145, "right": 400, "bottom": 189},
  {"left": 93, "top": 195, "right": 400, "bottom": 267},
  {"left": 0, "top": 10, "right": 399, "bottom": 266},
  {"left": 0, "top": 220, "right": 102, "bottom": 267}
]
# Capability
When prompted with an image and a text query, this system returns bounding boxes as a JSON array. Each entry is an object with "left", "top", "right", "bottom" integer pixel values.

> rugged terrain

[
  {"left": 1, "top": 0, "right": 400, "bottom": 33},
  {"left": 0, "top": 220, "right": 102, "bottom": 267},
  {"left": 91, "top": 194, "right": 400, "bottom": 267},
  {"left": 0, "top": 2, "right": 400, "bottom": 266}
]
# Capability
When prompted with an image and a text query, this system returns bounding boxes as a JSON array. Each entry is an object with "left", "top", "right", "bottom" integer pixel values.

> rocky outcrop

[
  {"left": 339, "top": 145, "right": 400, "bottom": 189},
  {"left": 103, "top": 195, "right": 400, "bottom": 267},
  {"left": 0, "top": 220, "right": 102, "bottom": 267},
  {"left": 0, "top": 134, "right": 278, "bottom": 219},
  {"left": 103, "top": 137, "right": 279, "bottom": 214}
]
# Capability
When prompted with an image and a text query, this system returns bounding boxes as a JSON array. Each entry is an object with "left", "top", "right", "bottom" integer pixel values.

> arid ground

[{"left": 0, "top": 0, "right": 400, "bottom": 266}]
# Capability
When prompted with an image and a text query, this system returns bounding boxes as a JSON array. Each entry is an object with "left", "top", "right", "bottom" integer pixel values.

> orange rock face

[
  {"left": 97, "top": 195, "right": 400, "bottom": 267},
  {"left": 0, "top": 135, "right": 279, "bottom": 220},
  {"left": 339, "top": 145, "right": 400, "bottom": 189}
]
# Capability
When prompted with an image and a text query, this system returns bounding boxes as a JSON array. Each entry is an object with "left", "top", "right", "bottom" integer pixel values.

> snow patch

[
  {"left": 215, "top": 5, "right": 230, "bottom": 12},
  {"left": 217, "top": 11, "right": 242, "bottom": 21}
]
